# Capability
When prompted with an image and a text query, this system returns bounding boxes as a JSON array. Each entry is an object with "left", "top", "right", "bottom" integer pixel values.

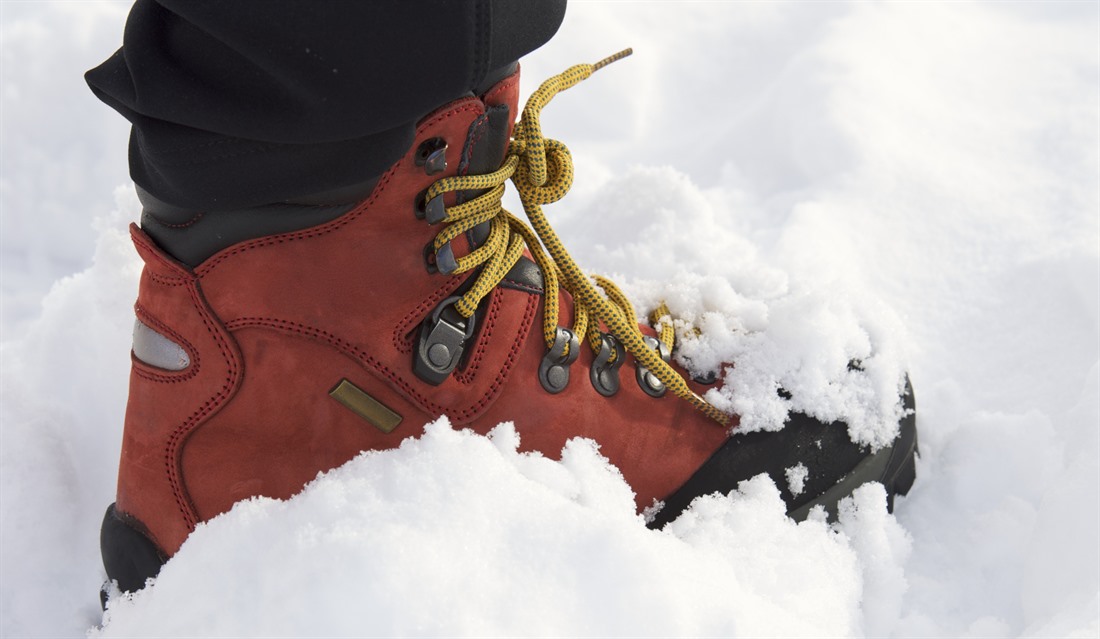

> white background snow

[{"left": 2, "top": 1, "right": 1097, "bottom": 636}]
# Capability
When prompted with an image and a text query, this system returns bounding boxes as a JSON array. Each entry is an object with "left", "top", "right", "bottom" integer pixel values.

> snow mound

[
  {"left": 549, "top": 164, "right": 912, "bottom": 447},
  {"left": 96, "top": 420, "right": 902, "bottom": 637}
]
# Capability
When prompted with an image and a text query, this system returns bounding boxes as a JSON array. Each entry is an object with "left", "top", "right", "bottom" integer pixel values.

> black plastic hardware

[
  {"left": 424, "top": 195, "right": 446, "bottom": 224},
  {"left": 414, "top": 296, "right": 476, "bottom": 385},
  {"left": 414, "top": 137, "right": 448, "bottom": 175},
  {"left": 635, "top": 335, "right": 671, "bottom": 398},
  {"left": 415, "top": 189, "right": 446, "bottom": 223},
  {"left": 538, "top": 327, "right": 580, "bottom": 394},
  {"left": 100, "top": 503, "right": 166, "bottom": 607},
  {"left": 590, "top": 333, "right": 626, "bottom": 397},
  {"left": 435, "top": 242, "right": 458, "bottom": 274}
]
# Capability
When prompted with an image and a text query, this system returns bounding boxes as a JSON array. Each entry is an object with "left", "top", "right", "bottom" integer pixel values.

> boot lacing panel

[{"left": 424, "top": 50, "right": 729, "bottom": 425}]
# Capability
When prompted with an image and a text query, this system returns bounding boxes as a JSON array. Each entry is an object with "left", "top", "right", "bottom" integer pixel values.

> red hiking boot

[{"left": 101, "top": 53, "right": 917, "bottom": 596}]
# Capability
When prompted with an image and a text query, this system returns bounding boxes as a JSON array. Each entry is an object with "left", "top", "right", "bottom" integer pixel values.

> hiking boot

[{"left": 101, "top": 53, "right": 917, "bottom": 596}]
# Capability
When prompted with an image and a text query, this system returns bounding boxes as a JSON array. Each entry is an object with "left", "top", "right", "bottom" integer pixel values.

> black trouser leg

[{"left": 86, "top": 0, "right": 566, "bottom": 211}]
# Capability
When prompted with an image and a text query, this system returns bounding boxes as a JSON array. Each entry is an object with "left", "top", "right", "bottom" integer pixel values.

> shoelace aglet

[{"left": 593, "top": 48, "right": 633, "bottom": 72}]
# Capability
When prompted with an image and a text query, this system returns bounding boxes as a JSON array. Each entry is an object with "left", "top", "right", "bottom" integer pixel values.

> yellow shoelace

[{"left": 425, "top": 49, "right": 729, "bottom": 425}]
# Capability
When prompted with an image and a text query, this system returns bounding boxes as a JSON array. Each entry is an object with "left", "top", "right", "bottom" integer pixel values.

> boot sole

[
  {"left": 650, "top": 377, "right": 918, "bottom": 529},
  {"left": 788, "top": 391, "right": 918, "bottom": 521}
]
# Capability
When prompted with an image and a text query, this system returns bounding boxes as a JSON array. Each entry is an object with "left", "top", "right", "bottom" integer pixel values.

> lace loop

[
  {"left": 422, "top": 49, "right": 730, "bottom": 425},
  {"left": 511, "top": 139, "right": 574, "bottom": 206}
]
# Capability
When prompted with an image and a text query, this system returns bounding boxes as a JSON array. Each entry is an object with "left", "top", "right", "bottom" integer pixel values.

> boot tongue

[
  {"left": 458, "top": 101, "right": 513, "bottom": 248},
  {"left": 454, "top": 90, "right": 544, "bottom": 294},
  {"left": 457, "top": 68, "right": 545, "bottom": 294}
]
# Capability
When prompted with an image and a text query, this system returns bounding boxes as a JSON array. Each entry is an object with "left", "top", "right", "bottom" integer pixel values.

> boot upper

[{"left": 119, "top": 66, "right": 731, "bottom": 557}]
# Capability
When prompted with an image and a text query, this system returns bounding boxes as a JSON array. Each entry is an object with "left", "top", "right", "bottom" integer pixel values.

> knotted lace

[{"left": 424, "top": 49, "right": 729, "bottom": 425}]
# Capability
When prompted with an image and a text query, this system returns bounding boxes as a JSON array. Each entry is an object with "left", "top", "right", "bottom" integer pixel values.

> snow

[
  {"left": 785, "top": 463, "right": 809, "bottom": 497},
  {"left": 93, "top": 422, "right": 869, "bottom": 637},
  {"left": 2, "top": 1, "right": 1098, "bottom": 637}
]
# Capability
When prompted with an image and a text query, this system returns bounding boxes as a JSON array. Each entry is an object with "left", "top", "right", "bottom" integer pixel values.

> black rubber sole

[
  {"left": 100, "top": 503, "right": 166, "bottom": 607},
  {"left": 649, "top": 377, "right": 918, "bottom": 529},
  {"left": 789, "top": 391, "right": 917, "bottom": 521}
]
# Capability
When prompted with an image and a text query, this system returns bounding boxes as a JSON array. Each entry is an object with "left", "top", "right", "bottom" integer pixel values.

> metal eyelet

[
  {"left": 590, "top": 333, "right": 626, "bottom": 397},
  {"left": 413, "top": 296, "right": 475, "bottom": 385},
  {"left": 414, "top": 138, "right": 448, "bottom": 175},
  {"left": 415, "top": 189, "right": 446, "bottom": 223},
  {"left": 692, "top": 370, "right": 719, "bottom": 385},
  {"left": 539, "top": 327, "right": 580, "bottom": 394},
  {"left": 422, "top": 240, "right": 457, "bottom": 275},
  {"left": 434, "top": 243, "right": 457, "bottom": 274},
  {"left": 635, "top": 335, "right": 671, "bottom": 398}
]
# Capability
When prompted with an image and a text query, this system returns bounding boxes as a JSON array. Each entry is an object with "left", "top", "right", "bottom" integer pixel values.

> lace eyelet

[
  {"left": 413, "top": 296, "right": 475, "bottom": 385},
  {"left": 635, "top": 335, "right": 670, "bottom": 398},
  {"left": 422, "top": 241, "right": 457, "bottom": 275},
  {"left": 414, "top": 138, "right": 448, "bottom": 175},
  {"left": 590, "top": 333, "right": 625, "bottom": 397},
  {"left": 539, "top": 327, "right": 580, "bottom": 394},
  {"left": 415, "top": 189, "right": 446, "bottom": 223}
]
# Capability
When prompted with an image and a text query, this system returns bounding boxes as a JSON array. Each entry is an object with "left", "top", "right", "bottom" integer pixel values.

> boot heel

[
  {"left": 884, "top": 422, "right": 919, "bottom": 510},
  {"left": 884, "top": 380, "right": 919, "bottom": 510},
  {"left": 100, "top": 503, "right": 166, "bottom": 606}
]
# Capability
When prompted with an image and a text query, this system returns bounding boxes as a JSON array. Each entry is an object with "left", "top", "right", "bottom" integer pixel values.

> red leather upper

[{"left": 117, "top": 68, "right": 731, "bottom": 556}]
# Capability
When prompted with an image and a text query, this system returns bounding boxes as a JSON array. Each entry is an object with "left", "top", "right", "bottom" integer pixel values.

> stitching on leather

[
  {"left": 452, "top": 292, "right": 538, "bottom": 421},
  {"left": 392, "top": 277, "right": 465, "bottom": 355},
  {"left": 484, "top": 71, "right": 519, "bottom": 107},
  {"left": 223, "top": 312, "right": 529, "bottom": 425},
  {"left": 225, "top": 316, "right": 449, "bottom": 419},
  {"left": 453, "top": 288, "right": 500, "bottom": 385},
  {"left": 164, "top": 282, "right": 241, "bottom": 532},
  {"left": 132, "top": 230, "right": 193, "bottom": 285},
  {"left": 500, "top": 277, "right": 544, "bottom": 295},
  {"left": 460, "top": 113, "right": 489, "bottom": 176},
  {"left": 146, "top": 271, "right": 190, "bottom": 287},
  {"left": 225, "top": 294, "right": 532, "bottom": 425},
  {"left": 195, "top": 102, "right": 485, "bottom": 277},
  {"left": 193, "top": 183, "right": 385, "bottom": 275},
  {"left": 132, "top": 305, "right": 201, "bottom": 382}
]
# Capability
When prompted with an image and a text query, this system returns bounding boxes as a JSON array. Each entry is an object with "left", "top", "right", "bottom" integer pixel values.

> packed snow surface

[{"left": 2, "top": 2, "right": 1097, "bottom": 637}]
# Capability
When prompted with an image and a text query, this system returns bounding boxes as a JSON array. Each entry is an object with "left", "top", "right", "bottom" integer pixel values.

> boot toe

[{"left": 648, "top": 377, "right": 918, "bottom": 528}]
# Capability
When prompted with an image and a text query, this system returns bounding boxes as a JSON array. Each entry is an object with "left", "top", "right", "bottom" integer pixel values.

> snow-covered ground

[{"left": 2, "top": 2, "right": 1097, "bottom": 636}]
